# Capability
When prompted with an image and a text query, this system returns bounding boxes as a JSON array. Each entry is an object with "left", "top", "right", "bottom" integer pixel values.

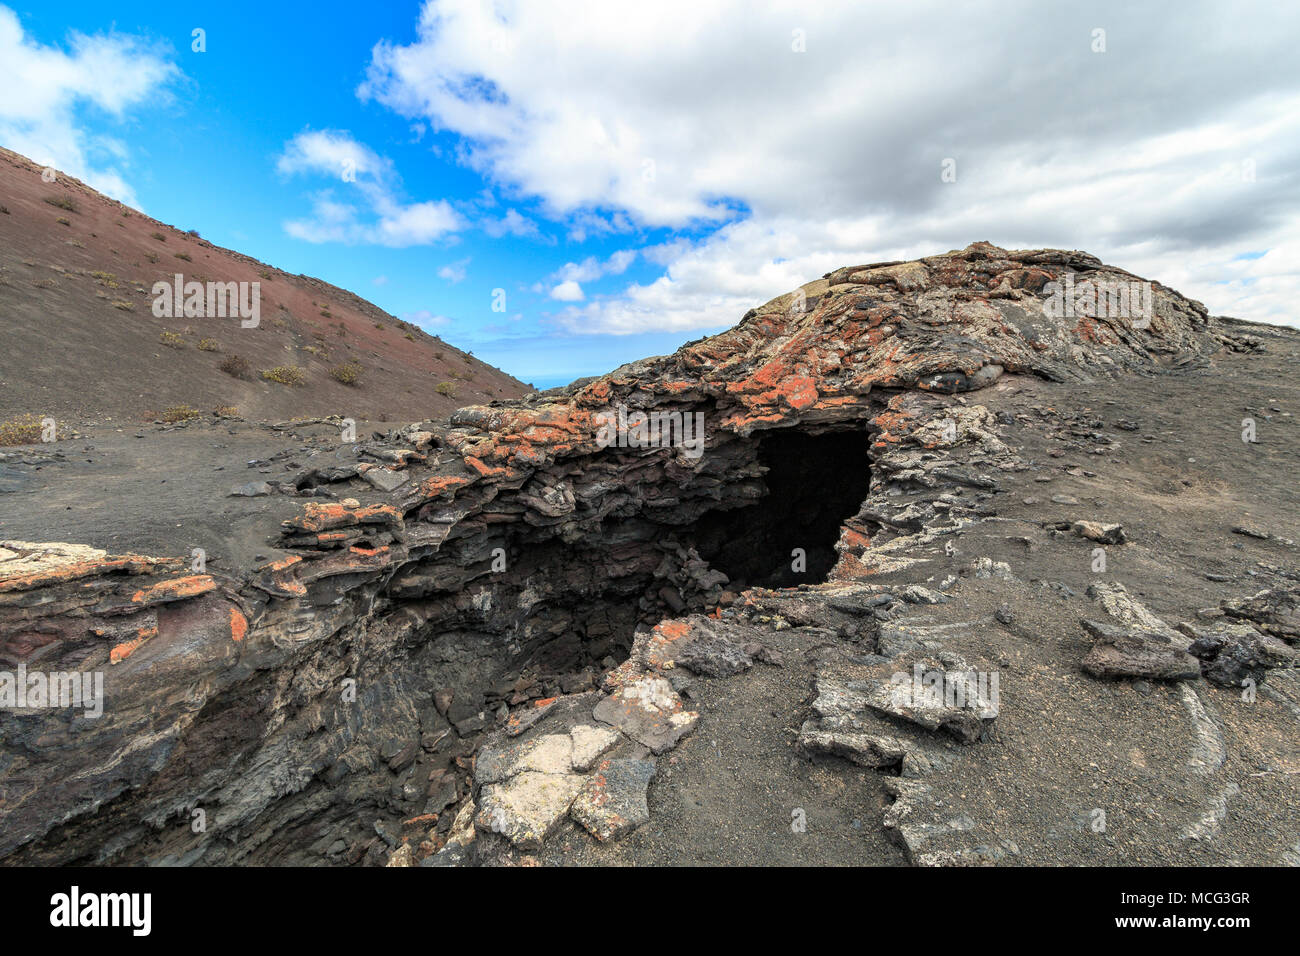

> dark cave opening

[
  {"left": 390, "top": 427, "right": 875, "bottom": 724},
  {"left": 691, "top": 428, "right": 873, "bottom": 590}
]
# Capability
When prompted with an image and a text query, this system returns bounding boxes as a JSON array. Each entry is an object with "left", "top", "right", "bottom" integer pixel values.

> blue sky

[
  {"left": 0, "top": 0, "right": 737, "bottom": 388},
  {"left": 3, "top": 1, "right": 1299, "bottom": 389}
]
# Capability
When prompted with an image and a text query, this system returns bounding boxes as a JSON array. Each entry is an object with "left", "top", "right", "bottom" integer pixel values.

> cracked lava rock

[{"left": 2, "top": 241, "right": 1299, "bottom": 867}]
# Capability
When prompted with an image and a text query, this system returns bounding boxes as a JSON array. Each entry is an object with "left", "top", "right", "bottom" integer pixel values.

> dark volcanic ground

[
  {"left": 3, "top": 320, "right": 1297, "bottom": 866},
  {"left": 536, "top": 322, "right": 1300, "bottom": 866}
]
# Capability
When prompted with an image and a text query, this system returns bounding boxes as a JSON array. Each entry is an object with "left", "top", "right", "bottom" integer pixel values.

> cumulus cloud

[
  {"left": 279, "top": 129, "right": 464, "bottom": 246},
  {"left": 362, "top": 0, "right": 1300, "bottom": 331},
  {"left": 550, "top": 279, "right": 584, "bottom": 301},
  {"left": 0, "top": 6, "right": 179, "bottom": 206},
  {"left": 277, "top": 129, "right": 388, "bottom": 181}
]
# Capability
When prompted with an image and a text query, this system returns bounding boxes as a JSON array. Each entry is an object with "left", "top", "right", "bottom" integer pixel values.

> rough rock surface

[{"left": 2, "top": 242, "right": 1298, "bottom": 867}]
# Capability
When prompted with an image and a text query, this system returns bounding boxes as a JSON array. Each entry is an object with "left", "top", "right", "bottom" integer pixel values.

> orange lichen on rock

[
  {"left": 416, "top": 474, "right": 474, "bottom": 501},
  {"left": 0, "top": 542, "right": 165, "bottom": 593},
  {"left": 828, "top": 551, "right": 874, "bottom": 581},
  {"left": 229, "top": 607, "right": 248, "bottom": 643},
  {"left": 870, "top": 396, "right": 916, "bottom": 447},
  {"left": 839, "top": 528, "right": 871, "bottom": 550},
  {"left": 284, "top": 502, "right": 403, "bottom": 534},
  {"left": 463, "top": 455, "right": 510, "bottom": 478},
  {"left": 110, "top": 634, "right": 147, "bottom": 663},
  {"left": 130, "top": 574, "right": 216, "bottom": 605}
]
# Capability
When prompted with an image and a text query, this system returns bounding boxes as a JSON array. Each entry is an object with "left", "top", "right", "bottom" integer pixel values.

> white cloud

[
  {"left": 276, "top": 129, "right": 388, "bottom": 181},
  {"left": 363, "top": 0, "right": 1300, "bottom": 331},
  {"left": 550, "top": 279, "right": 585, "bottom": 301},
  {"left": 483, "top": 208, "right": 539, "bottom": 238},
  {"left": 438, "top": 257, "right": 470, "bottom": 282},
  {"left": 552, "top": 249, "right": 637, "bottom": 285},
  {"left": 0, "top": 6, "right": 179, "bottom": 206},
  {"left": 373, "top": 199, "right": 461, "bottom": 245},
  {"left": 278, "top": 129, "right": 463, "bottom": 247}
]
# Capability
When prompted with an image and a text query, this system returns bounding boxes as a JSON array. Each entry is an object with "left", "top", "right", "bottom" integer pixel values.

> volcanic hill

[{"left": 0, "top": 146, "right": 527, "bottom": 427}]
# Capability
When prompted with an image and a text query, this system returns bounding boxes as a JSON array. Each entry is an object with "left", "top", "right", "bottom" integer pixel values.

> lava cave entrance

[{"left": 693, "top": 428, "right": 872, "bottom": 590}]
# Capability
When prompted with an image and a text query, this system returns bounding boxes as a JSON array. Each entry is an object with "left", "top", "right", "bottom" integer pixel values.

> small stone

[
  {"left": 230, "top": 481, "right": 272, "bottom": 497},
  {"left": 569, "top": 724, "right": 620, "bottom": 772},
  {"left": 1079, "top": 620, "right": 1200, "bottom": 681},
  {"left": 362, "top": 467, "right": 409, "bottom": 492},
  {"left": 1071, "top": 520, "right": 1126, "bottom": 545},
  {"left": 476, "top": 770, "right": 585, "bottom": 850},
  {"left": 674, "top": 629, "right": 753, "bottom": 677},
  {"left": 504, "top": 696, "right": 559, "bottom": 737},
  {"left": 592, "top": 676, "right": 698, "bottom": 754},
  {"left": 434, "top": 688, "right": 453, "bottom": 716},
  {"left": 570, "top": 758, "right": 656, "bottom": 842},
  {"left": 454, "top": 713, "right": 487, "bottom": 736},
  {"left": 385, "top": 844, "right": 415, "bottom": 867}
]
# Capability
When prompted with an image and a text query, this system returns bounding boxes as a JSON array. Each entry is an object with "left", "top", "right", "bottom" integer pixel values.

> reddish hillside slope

[{"left": 0, "top": 147, "right": 529, "bottom": 426}]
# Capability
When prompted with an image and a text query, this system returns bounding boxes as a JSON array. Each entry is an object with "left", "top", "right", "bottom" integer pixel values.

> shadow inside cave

[{"left": 690, "top": 427, "right": 873, "bottom": 590}]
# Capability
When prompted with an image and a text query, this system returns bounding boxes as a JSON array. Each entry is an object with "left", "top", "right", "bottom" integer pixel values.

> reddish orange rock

[{"left": 130, "top": 574, "right": 216, "bottom": 605}]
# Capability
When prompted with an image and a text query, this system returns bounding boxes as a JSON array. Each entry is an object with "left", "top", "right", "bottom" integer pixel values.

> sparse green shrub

[
  {"left": 261, "top": 365, "right": 305, "bottom": 386},
  {"left": 111, "top": 300, "right": 134, "bottom": 311},
  {"left": 0, "top": 414, "right": 61, "bottom": 446},
  {"left": 151, "top": 231, "right": 166, "bottom": 242},
  {"left": 43, "top": 196, "right": 76, "bottom": 212},
  {"left": 330, "top": 362, "right": 363, "bottom": 386},
  {"left": 159, "top": 331, "right": 186, "bottom": 348},
  {"left": 197, "top": 338, "right": 220, "bottom": 351},
  {"left": 160, "top": 404, "right": 200, "bottom": 423},
  {"left": 434, "top": 381, "right": 457, "bottom": 397},
  {"left": 173, "top": 252, "right": 192, "bottom": 262},
  {"left": 55, "top": 217, "right": 70, "bottom": 226}
]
